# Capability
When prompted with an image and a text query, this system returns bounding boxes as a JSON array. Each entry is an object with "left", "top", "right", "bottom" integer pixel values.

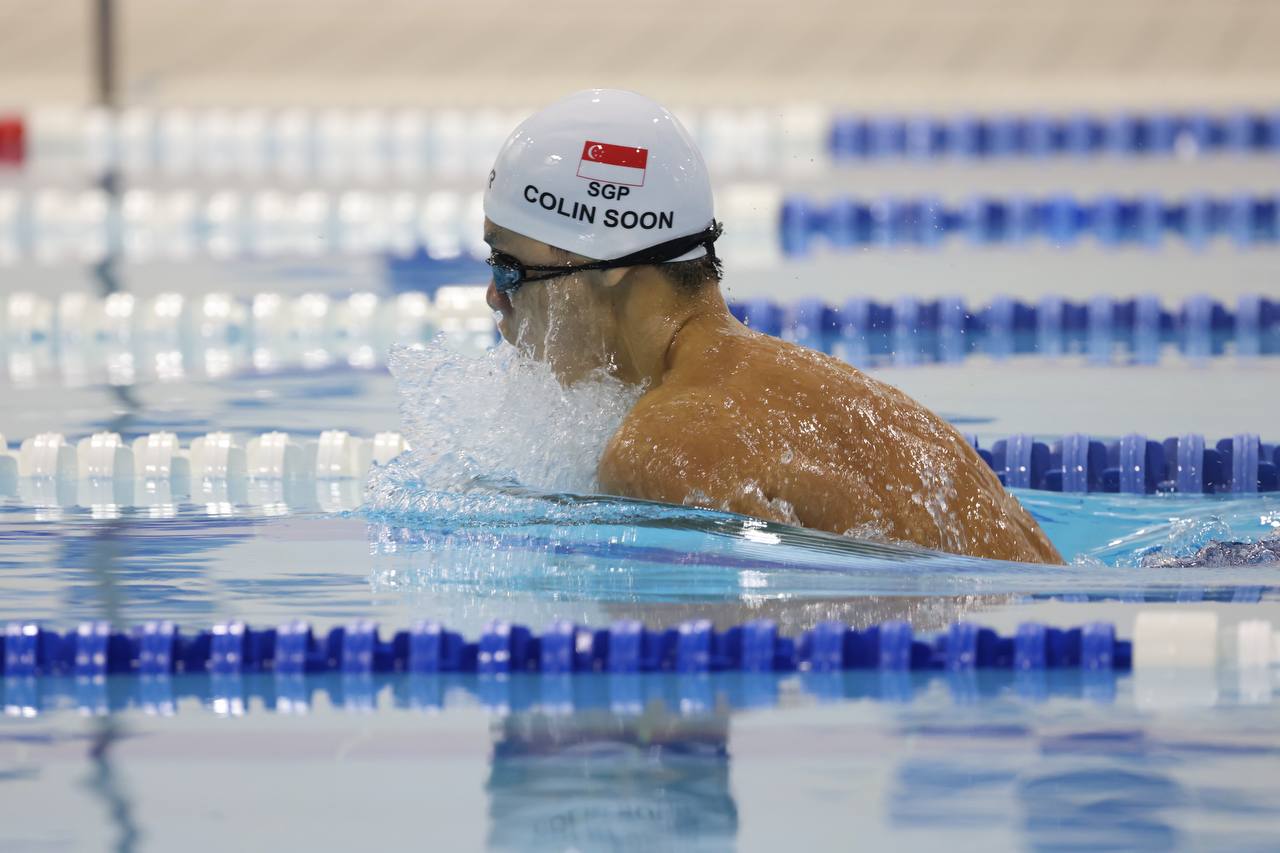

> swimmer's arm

[{"left": 598, "top": 418, "right": 795, "bottom": 524}]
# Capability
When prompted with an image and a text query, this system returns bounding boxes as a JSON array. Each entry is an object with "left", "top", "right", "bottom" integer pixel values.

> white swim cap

[{"left": 484, "top": 89, "right": 715, "bottom": 262}]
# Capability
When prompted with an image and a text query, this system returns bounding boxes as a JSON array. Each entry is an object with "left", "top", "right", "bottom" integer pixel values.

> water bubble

[{"left": 365, "top": 337, "right": 643, "bottom": 516}]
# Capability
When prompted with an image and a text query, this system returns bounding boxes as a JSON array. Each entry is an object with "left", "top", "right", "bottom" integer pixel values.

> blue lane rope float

[
  {"left": 828, "top": 111, "right": 1280, "bottom": 161},
  {"left": 968, "top": 432, "right": 1280, "bottom": 494},
  {"left": 7, "top": 190, "right": 1280, "bottom": 267},
  {"left": 4, "top": 291, "right": 1272, "bottom": 376},
  {"left": 729, "top": 293, "right": 1279, "bottom": 350},
  {"left": 6, "top": 617, "right": 1276, "bottom": 716},
  {"left": 0, "top": 619, "right": 1131, "bottom": 680},
  {"left": 779, "top": 193, "right": 1280, "bottom": 253}
]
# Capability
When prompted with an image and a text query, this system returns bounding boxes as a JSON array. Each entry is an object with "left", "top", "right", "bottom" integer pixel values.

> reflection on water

[
  {"left": 4, "top": 674, "right": 1280, "bottom": 851},
  {"left": 890, "top": 721, "right": 1280, "bottom": 852},
  {"left": 0, "top": 503, "right": 1270, "bottom": 647},
  {"left": 0, "top": 671, "right": 1137, "bottom": 720},
  {"left": 1019, "top": 765, "right": 1185, "bottom": 851},
  {"left": 487, "top": 709, "right": 735, "bottom": 852}
]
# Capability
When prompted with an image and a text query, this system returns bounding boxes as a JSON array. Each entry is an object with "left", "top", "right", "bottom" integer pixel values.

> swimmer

[{"left": 482, "top": 90, "right": 1062, "bottom": 565}]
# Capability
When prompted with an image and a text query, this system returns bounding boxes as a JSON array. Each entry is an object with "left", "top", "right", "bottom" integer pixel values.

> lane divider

[
  {"left": 0, "top": 288, "right": 496, "bottom": 385},
  {"left": 1, "top": 618, "right": 1133, "bottom": 679},
  {"left": 1, "top": 290, "right": 1272, "bottom": 391},
  {"left": 15, "top": 105, "right": 829, "bottom": 180},
  {"left": 4, "top": 289, "right": 1271, "bottom": 351},
  {"left": 7, "top": 188, "right": 1280, "bottom": 268},
  {"left": 9, "top": 615, "right": 1271, "bottom": 716},
  {"left": 829, "top": 110, "right": 1280, "bottom": 160},
  {"left": 2, "top": 429, "right": 404, "bottom": 484},
  {"left": 3, "top": 429, "right": 1277, "bottom": 498},
  {"left": 731, "top": 292, "right": 1278, "bottom": 344},
  {"left": 969, "top": 432, "right": 1279, "bottom": 494},
  {"left": 781, "top": 193, "right": 1280, "bottom": 253},
  {"left": 11, "top": 107, "right": 1280, "bottom": 185},
  {"left": 0, "top": 288, "right": 479, "bottom": 350}
]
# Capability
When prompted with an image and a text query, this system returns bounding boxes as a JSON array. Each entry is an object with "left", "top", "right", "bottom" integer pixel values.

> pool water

[
  {"left": 2, "top": 305, "right": 1278, "bottom": 851},
  {"left": 4, "top": 670, "right": 1280, "bottom": 851}
]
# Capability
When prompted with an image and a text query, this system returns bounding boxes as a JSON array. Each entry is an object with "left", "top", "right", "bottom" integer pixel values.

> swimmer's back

[{"left": 599, "top": 313, "right": 1063, "bottom": 564}]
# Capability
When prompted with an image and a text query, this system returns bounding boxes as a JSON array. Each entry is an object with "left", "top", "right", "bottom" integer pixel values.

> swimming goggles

[{"left": 487, "top": 221, "right": 722, "bottom": 295}]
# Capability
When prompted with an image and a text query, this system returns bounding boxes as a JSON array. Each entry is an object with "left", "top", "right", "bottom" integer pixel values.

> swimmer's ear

[{"left": 594, "top": 267, "right": 631, "bottom": 289}]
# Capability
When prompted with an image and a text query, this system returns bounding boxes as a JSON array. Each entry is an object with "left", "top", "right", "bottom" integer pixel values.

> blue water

[
  {"left": 3, "top": 321, "right": 1279, "bottom": 851},
  {"left": 5, "top": 667, "right": 1280, "bottom": 850},
  {"left": 1, "top": 335, "right": 1276, "bottom": 628},
  {"left": 0, "top": 485, "right": 1276, "bottom": 628}
]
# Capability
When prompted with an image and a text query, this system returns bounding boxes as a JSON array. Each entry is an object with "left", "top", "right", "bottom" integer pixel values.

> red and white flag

[{"left": 576, "top": 140, "right": 648, "bottom": 186}]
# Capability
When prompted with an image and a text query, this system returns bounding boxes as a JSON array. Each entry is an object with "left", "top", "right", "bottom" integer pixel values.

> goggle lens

[{"left": 487, "top": 255, "right": 524, "bottom": 293}]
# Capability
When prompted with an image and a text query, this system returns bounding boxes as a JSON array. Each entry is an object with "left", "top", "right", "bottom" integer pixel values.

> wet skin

[
  {"left": 599, "top": 312, "right": 1063, "bottom": 564},
  {"left": 484, "top": 222, "right": 1063, "bottom": 565}
]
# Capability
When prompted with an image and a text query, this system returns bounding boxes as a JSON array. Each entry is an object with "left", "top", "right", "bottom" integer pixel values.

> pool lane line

[
  {"left": 2, "top": 618, "right": 1133, "bottom": 679},
  {"left": 9, "top": 107, "right": 1280, "bottom": 181},
  {"left": 1, "top": 292, "right": 1273, "bottom": 379},
  {"left": 780, "top": 193, "right": 1280, "bottom": 253},
  {"left": 1, "top": 614, "right": 1269, "bottom": 679},
  {"left": 5, "top": 429, "right": 1277, "bottom": 498},
  {"left": 7, "top": 615, "right": 1274, "bottom": 717},
  {"left": 734, "top": 293, "right": 1278, "bottom": 339},
  {"left": 828, "top": 112, "right": 1280, "bottom": 161}
]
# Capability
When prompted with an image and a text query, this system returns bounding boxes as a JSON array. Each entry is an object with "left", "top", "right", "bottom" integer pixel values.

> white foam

[{"left": 366, "top": 338, "right": 643, "bottom": 509}]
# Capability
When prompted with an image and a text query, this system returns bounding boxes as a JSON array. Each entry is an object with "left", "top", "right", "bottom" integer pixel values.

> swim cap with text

[{"left": 484, "top": 89, "right": 715, "bottom": 261}]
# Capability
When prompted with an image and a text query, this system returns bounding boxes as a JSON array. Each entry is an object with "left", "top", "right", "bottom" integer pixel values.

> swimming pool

[
  {"left": 3, "top": 95, "right": 1280, "bottom": 849},
  {"left": 1, "top": 272, "right": 1278, "bottom": 849}
]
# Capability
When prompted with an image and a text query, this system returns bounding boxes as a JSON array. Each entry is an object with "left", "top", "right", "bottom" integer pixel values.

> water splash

[
  {"left": 1125, "top": 511, "right": 1280, "bottom": 567},
  {"left": 1025, "top": 490, "right": 1280, "bottom": 567},
  {"left": 1139, "top": 534, "right": 1280, "bottom": 568},
  {"left": 1131, "top": 514, "right": 1235, "bottom": 565},
  {"left": 362, "top": 338, "right": 1280, "bottom": 578},
  {"left": 365, "top": 338, "right": 644, "bottom": 520}
]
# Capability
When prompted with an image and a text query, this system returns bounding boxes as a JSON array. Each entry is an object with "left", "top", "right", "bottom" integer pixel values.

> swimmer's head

[{"left": 483, "top": 89, "right": 723, "bottom": 383}]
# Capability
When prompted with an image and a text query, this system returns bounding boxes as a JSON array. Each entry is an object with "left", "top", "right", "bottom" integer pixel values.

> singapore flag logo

[{"left": 577, "top": 140, "right": 648, "bottom": 187}]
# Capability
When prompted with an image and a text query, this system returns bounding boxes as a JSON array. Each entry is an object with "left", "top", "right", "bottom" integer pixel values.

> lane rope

[
  {"left": 2, "top": 618, "right": 1132, "bottom": 679},
  {"left": 781, "top": 193, "right": 1280, "bottom": 252},
  {"left": 2, "top": 429, "right": 1276, "bottom": 495}
]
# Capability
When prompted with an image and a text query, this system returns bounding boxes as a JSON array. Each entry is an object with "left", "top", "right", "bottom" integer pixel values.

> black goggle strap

[{"left": 518, "top": 221, "right": 723, "bottom": 284}]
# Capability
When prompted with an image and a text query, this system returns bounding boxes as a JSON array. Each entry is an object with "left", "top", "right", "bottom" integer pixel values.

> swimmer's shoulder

[
  {"left": 607, "top": 383, "right": 740, "bottom": 456},
  {"left": 598, "top": 383, "right": 749, "bottom": 496},
  {"left": 672, "top": 316, "right": 866, "bottom": 389}
]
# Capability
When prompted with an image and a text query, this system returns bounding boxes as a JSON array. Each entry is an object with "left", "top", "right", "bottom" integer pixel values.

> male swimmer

[{"left": 481, "top": 90, "right": 1062, "bottom": 565}]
